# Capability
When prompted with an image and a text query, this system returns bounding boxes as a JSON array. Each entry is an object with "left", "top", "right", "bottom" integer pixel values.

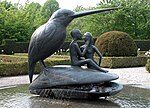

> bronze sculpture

[
  {"left": 70, "top": 29, "right": 107, "bottom": 72},
  {"left": 28, "top": 8, "right": 123, "bottom": 99},
  {"left": 28, "top": 8, "right": 117, "bottom": 83}
]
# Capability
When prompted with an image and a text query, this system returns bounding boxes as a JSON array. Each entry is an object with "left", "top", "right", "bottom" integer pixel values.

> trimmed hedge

[
  {"left": 0, "top": 54, "right": 27, "bottom": 62},
  {"left": 95, "top": 31, "right": 137, "bottom": 56},
  {"left": 97, "top": 56, "right": 148, "bottom": 68},
  {"left": 0, "top": 61, "right": 28, "bottom": 76},
  {"left": 146, "top": 59, "right": 150, "bottom": 73},
  {"left": 0, "top": 54, "right": 149, "bottom": 76},
  {"left": 0, "top": 58, "right": 70, "bottom": 76},
  {"left": 0, "top": 39, "right": 28, "bottom": 54},
  {"left": 0, "top": 39, "right": 150, "bottom": 55},
  {"left": 135, "top": 40, "right": 150, "bottom": 51}
]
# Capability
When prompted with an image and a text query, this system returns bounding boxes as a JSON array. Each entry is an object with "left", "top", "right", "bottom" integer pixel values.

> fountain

[
  {"left": 1, "top": 84, "right": 150, "bottom": 108},
  {"left": 28, "top": 8, "right": 123, "bottom": 99}
]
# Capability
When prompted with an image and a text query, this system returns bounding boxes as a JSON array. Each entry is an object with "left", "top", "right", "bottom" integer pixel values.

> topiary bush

[
  {"left": 146, "top": 59, "right": 150, "bottom": 73},
  {"left": 95, "top": 31, "right": 137, "bottom": 56}
]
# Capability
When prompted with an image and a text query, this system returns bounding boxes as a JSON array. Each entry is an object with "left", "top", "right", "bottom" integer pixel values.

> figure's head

[
  {"left": 71, "top": 29, "right": 82, "bottom": 40},
  {"left": 84, "top": 32, "right": 93, "bottom": 44}
]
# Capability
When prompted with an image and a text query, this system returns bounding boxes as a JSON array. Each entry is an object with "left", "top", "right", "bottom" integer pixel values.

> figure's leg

[
  {"left": 82, "top": 59, "right": 107, "bottom": 73},
  {"left": 73, "top": 59, "right": 108, "bottom": 72},
  {"left": 87, "top": 59, "right": 98, "bottom": 68}
]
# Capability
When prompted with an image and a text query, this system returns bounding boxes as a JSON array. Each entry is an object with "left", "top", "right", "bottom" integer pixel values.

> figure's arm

[
  {"left": 74, "top": 43, "right": 83, "bottom": 56},
  {"left": 81, "top": 41, "right": 90, "bottom": 56},
  {"left": 93, "top": 46, "right": 102, "bottom": 57},
  {"left": 93, "top": 46, "right": 103, "bottom": 66}
]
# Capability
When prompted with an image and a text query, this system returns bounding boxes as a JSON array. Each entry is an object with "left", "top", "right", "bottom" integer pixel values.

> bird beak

[{"left": 71, "top": 7, "right": 118, "bottom": 18}]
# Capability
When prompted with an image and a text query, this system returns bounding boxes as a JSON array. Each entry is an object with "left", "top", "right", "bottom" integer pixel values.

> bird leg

[{"left": 39, "top": 60, "right": 46, "bottom": 69}]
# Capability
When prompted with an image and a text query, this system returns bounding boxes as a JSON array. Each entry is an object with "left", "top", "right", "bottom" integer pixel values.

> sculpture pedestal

[{"left": 29, "top": 65, "right": 123, "bottom": 99}]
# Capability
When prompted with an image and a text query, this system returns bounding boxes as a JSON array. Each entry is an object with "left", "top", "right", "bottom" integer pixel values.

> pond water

[{"left": 0, "top": 84, "right": 150, "bottom": 108}]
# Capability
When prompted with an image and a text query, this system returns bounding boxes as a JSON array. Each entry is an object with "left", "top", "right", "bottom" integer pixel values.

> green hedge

[
  {"left": 98, "top": 56, "right": 149, "bottom": 68},
  {"left": 0, "top": 39, "right": 28, "bottom": 54},
  {"left": 1, "top": 39, "right": 150, "bottom": 55},
  {"left": 135, "top": 40, "right": 150, "bottom": 51},
  {"left": 95, "top": 31, "right": 137, "bottom": 57},
  {"left": 145, "top": 59, "right": 150, "bottom": 73},
  {"left": 0, "top": 55, "right": 27, "bottom": 62},
  {"left": 0, "top": 54, "right": 149, "bottom": 76},
  {"left": 0, "top": 59, "right": 70, "bottom": 76}
]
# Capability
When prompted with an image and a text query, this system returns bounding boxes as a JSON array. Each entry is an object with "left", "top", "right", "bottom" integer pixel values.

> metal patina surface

[
  {"left": 29, "top": 65, "right": 123, "bottom": 99},
  {"left": 28, "top": 8, "right": 117, "bottom": 83},
  {"left": 28, "top": 8, "right": 122, "bottom": 99}
]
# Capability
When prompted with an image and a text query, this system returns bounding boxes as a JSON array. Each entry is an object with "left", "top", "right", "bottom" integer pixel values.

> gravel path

[
  {"left": 106, "top": 67, "right": 150, "bottom": 89},
  {"left": 0, "top": 67, "right": 150, "bottom": 89}
]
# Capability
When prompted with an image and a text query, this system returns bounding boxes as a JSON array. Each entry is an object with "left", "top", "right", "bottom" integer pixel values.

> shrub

[
  {"left": 95, "top": 31, "right": 137, "bottom": 56},
  {"left": 0, "top": 55, "right": 70, "bottom": 76},
  {"left": 0, "top": 61, "right": 28, "bottom": 76},
  {"left": 0, "top": 55, "right": 27, "bottom": 62},
  {"left": 0, "top": 39, "right": 29, "bottom": 54},
  {"left": 146, "top": 59, "right": 150, "bottom": 73},
  {"left": 95, "top": 56, "right": 148, "bottom": 68},
  {"left": 135, "top": 40, "right": 150, "bottom": 51}
]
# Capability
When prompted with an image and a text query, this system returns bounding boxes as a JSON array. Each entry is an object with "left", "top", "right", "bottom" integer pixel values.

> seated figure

[
  {"left": 69, "top": 29, "right": 107, "bottom": 72},
  {"left": 81, "top": 32, "right": 107, "bottom": 72}
]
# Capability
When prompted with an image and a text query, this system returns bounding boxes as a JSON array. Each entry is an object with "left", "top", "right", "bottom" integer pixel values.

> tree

[
  {"left": 67, "top": 0, "right": 150, "bottom": 39},
  {"left": 0, "top": 0, "right": 15, "bottom": 10},
  {"left": 0, "top": 0, "right": 60, "bottom": 43},
  {"left": 109, "top": 0, "right": 150, "bottom": 39},
  {"left": 41, "top": 0, "right": 59, "bottom": 21},
  {"left": 0, "top": 0, "right": 149, "bottom": 43},
  {"left": 23, "top": 2, "right": 44, "bottom": 36}
]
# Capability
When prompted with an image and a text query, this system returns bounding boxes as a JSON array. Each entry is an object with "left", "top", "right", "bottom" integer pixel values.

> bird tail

[{"left": 28, "top": 60, "right": 36, "bottom": 83}]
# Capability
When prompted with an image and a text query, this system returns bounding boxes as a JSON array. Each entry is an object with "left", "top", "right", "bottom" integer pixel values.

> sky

[{"left": 7, "top": 0, "right": 100, "bottom": 10}]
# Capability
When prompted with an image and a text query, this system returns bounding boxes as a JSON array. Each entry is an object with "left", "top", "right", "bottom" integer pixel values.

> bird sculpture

[{"left": 28, "top": 8, "right": 116, "bottom": 83}]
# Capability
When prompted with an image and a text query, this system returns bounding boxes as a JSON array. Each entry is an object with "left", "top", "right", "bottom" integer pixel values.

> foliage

[
  {"left": 99, "top": 56, "right": 148, "bottom": 68},
  {"left": 41, "top": 0, "right": 59, "bottom": 22},
  {"left": 0, "top": 0, "right": 150, "bottom": 43},
  {"left": 146, "top": 59, "right": 150, "bottom": 73},
  {"left": 0, "top": 0, "right": 59, "bottom": 43},
  {"left": 68, "top": 0, "right": 150, "bottom": 40},
  {"left": 95, "top": 31, "right": 137, "bottom": 56}
]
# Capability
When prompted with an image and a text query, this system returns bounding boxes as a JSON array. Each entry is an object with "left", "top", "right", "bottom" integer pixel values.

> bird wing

[
  {"left": 28, "top": 22, "right": 56, "bottom": 58},
  {"left": 37, "top": 22, "right": 56, "bottom": 50}
]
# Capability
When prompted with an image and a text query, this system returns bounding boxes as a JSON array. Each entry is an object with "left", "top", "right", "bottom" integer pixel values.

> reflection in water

[{"left": 0, "top": 84, "right": 150, "bottom": 108}]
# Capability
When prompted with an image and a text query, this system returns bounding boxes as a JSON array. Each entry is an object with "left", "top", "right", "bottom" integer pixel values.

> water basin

[{"left": 0, "top": 84, "right": 150, "bottom": 108}]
